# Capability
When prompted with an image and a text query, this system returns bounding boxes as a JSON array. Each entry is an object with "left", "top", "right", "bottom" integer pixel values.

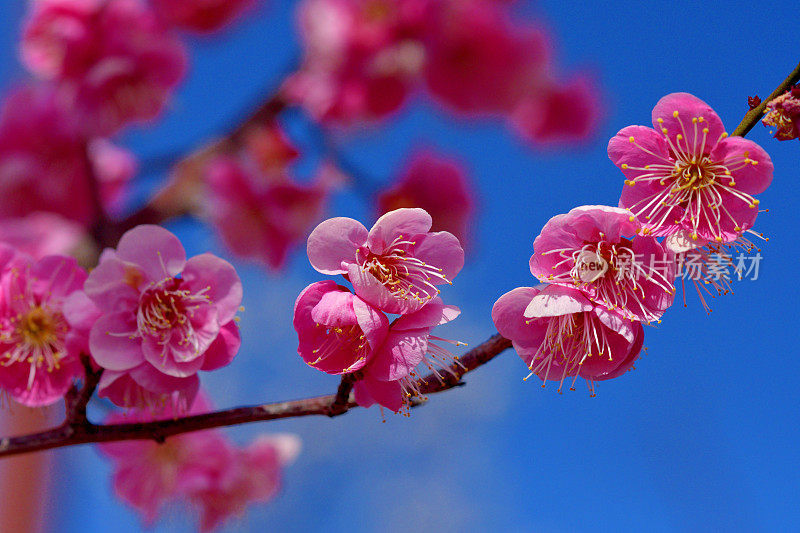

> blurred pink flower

[
  {"left": 492, "top": 284, "right": 644, "bottom": 394},
  {"left": 98, "top": 394, "right": 232, "bottom": 526},
  {"left": 529, "top": 205, "right": 675, "bottom": 323},
  {"left": 422, "top": 0, "right": 549, "bottom": 115},
  {"left": 187, "top": 434, "right": 301, "bottom": 532},
  {"left": 0, "top": 85, "right": 136, "bottom": 226},
  {"left": 205, "top": 154, "right": 328, "bottom": 270},
  {"left": 376, "top": 149, "right": 474, "bottom": 245},
  {"left": 293, "top": 280, "right": 389, "bottom": 375},
  {"left": 81, "top": 225, "right": 242, "bottom": 405},
  {"left": 307, "top": 208, "right": 464, "bottom": 314},
  {"left": 285, "top": 0, "right": 430, "bottom": 123},
  {"left": 21, "top": 0, "right": 188, "bottom": 135},
  {"left": 0, "top": 250, "right": 88, "bottom": 406},
  {"left": 608, "top": 93, "right": 773, "bottom": 243},
  {"left": 150, "top": 0, "right": 255, "bottom": 33},
  {"left": 511, "top": 74, "right": 603, "bottom": 145},
  {"left": 762, "top": 86, "right": 800, "bottom": 141},
  {"left": 353, "top": 297, "right": 461, "bottom": 412}
]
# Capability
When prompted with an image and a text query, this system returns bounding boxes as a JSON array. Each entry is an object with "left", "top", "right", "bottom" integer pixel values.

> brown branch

[
  {"left": 0, "top": 334, "right": 511, "bottom": 458},
  {"left": 732, "top": 60, "right": 800, "bottom": 137}
]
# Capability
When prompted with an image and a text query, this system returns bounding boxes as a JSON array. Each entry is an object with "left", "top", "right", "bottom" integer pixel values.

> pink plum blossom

[
  {"left": 353, "top": 297, "right": 461, "bottom": 413},
  {"left": 492, "top": 284, "right": 644, "bottom": 394},
  {"left": 285, "top": 0, "right": 430, "bottom": 124},
  {"left": 79, "top": 225, "right": 242, "bottom": 407},
  {"left": 186, "top": 434, "right": 301, "bottom": 532},
  {"left": 307, "top": 208, "right": 464, "bottom": 314},
  {"left": 0, "top": 249, "right": 88, "bottom": 406},
  {"left": 608, "top": 93, "right": 774, "bottom": 243},
  {"left": 529, "top": 205, "right": 675, "bottom": 323},
  {"left": 21, "top": 0, "right": 188, "bottom": 135},
  {"left": 150, "top": 0, "right": 255, "bottom": 33},
  {"left": 762, "top": 85, "right": 800, "bottom": 141},
  {"left": 377, "top": 149, "right": 474, "bottom": 245},
  {"left": 205, "top": 154, "right": 329, "bottom": 271},
  {"left": 294, "top": 280, "right": 389, "bottom": 374}
]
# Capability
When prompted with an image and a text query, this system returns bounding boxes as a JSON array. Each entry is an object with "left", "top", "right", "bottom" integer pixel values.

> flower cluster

[
  {"left": 493, "top": 93, "right": 773, "bottom": 393},
  {"left": 295, "top": 208, "right": 465, "bottom": 412},
  {"left": 286, "top": 0, "right": 601, "bottom": 144},
  {"left": 762, "top": 85, "right": 800, "bottom": 141},
  {"left": 99, "top": 394, "right": 300, "bottom": 531}
]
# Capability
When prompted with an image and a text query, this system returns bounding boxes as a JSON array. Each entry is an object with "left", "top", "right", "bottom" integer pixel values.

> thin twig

[
  {"left": 0, "top": 334, "right": 511, "bottom": 458},
  {"left": 732, "top": 60, "right": 800, "bottom": 137}
]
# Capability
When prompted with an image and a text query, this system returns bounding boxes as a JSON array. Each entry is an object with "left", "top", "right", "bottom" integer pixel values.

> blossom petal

[
  {"left": 199, "top": 321, "right": 241, "bottom": 371},
  {"left": 306, "top": 217, "right": 367, "bottom": 274},
  {"left": 352, "top": 295, "right": 389, "bottom": 351},
  {"left": 89, "top": 312, "right": 143, "bottom": 371},
  {"left": 366, "top": 208, "right": 431, "bottom": 252},
  {"left": 524, "top": 285, "right": 593, "bottom": 318},
  {"left": 83, "top": 254, "right": 142, "bottom": 312},
  {"left": 710, "top": 136, "right": 773, "bottom": 195},
  {"left": 354, "top": 377, "right": 403, "bottom": 412},
  {"left": 392, "top": 298, "right": 460, "bottom": 331},
  {"left": 182, "top": 253, "right": 242, "bottom": 325},
  {"left": 412, "top": 230, "right": 464, "bottom": 281},
  {"left": 608, "top": 125, "right": 671, "bottom": 183},
  {"left": 115, "top": 225, "right": 186, "bottom": 280},
  {"left": 491, "top": 286, "right": 541, "bottom": 342},
  {"left": 369, "top": 330, "right": 427, "bottom": 381},
  {"left": 651, "top": 93, "right": 725, "bottom": 157}
]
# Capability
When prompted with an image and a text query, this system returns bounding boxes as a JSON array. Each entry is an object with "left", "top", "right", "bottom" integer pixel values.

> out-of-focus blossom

[
  {"left": 0, "top": 85, "right": 93, "bottom": 224},
  {"left": 0, "top": 249, "right": 87, "bottom": 406},
  {"left": 307, "top": 208, "right": 464, "bottom": 314},
  {"left": 205, "top": 153, "right": 330, "bottom": 270},
  {"left": 422, "top": 0, "right": 549, "bottom": 115},
  {"left": 100, "top": 395, "right": 301, "bottom": 531},
  {"left": 492, "top": 284, "right": 644, "bottom": 394},
  {"left": 293, "top": 280, "right": 388, "bottom": 374},
  {"left": 187, "top": 434, "right": 302, "bottom": 532},
  {"left": 377, "top": 149, "right": 474, "bottom": 245},
  {"left": 353, "top": 297, "right": 462, "bottom": 412},
  {"left": 762, "top": 85, "right": 800, "bottom": 141},
  {"left": 76, "top": 225, "right": 242, "bottom": 408},
  {"left": 511, "top": 74, "right": 603, "bottom": 145},
  {"left": 0, "top": 213, "right": 85, "bottom": 259},
  {"left": 608, "top": 93, "right": 773, "bottom": 243},
  {"left": 285, "top": 0, "right": 430, "bottom": 124},
  {"left": 529, "top": 205, "right": 675, "bottom": 323},
  {"left": 150, "top": 0, "right": 255, "bottom": 33},
  {"left": 242, "top": 122, "right": 300, "bottom": 174},
  {"left": 21, "top": 0, "right": 188, "bottom": 135}
]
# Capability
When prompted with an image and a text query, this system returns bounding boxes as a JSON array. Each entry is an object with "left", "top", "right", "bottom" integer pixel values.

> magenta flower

[
  {"left": 0, "top": 213, "right": 84, "bottom": 260},
  {"left": 0, "top": 249, "right": 88, "bottom": 406},
  {"left": 21, "top": 0, "right": 188, "bottom": 135},
  {"left": 150, "top": 0, "right": 254, "bottom": 33},
  {"left": 608, "top": 93, "right": 773, "bottom": 243},
  {"left": 376, "top": 149, "right": 475, "bottom": 246},
  {"left": 492, "top": 284, "right": 644, "bottom": 394},
  {"left": 81, "top": 225, "right": 242, "bottom": 406},
  {"left": 762, "top": 86, "right": 800, "bottom": 141},
  {"left": 187, "top": 434, "right": 301, "bottom": 532},
  {"left": 293, "top": 281, "right": 389, "bottom": 375},
  {"left": 307, "top": 208, "right": 464, "bottom": 314},
  {"left": 205, "top": 154, "right": 329, "bottom": 271},
  {"left": 530, "top": 205, "right": 675, "bottom": 323},
  {"left": 353, "top": 297, "right": 462, "bottom": 413}
]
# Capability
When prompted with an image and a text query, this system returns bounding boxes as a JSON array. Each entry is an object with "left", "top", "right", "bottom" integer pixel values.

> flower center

[
  {"left": 357, "top": 235, "right": 450, "bottom": 304},
  {"left": 136, "top": 277, "right": 211, "bottom": 353},
  {"left": 2, "top": 304, "right": 68, "bottom": 388},
  {"left": 309, "top": 323, "right": 369, "bottom": 371}
]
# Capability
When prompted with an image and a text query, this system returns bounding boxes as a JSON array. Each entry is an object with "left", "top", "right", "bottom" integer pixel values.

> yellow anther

[
  {"left": 657, "top": 118, "right": 664, "bottom": 123},
  {"left": 702, "top": 128, "right": 709, "bottom": 133},
  {"left": 629, "top": 136, "right": 635, "bottom": 143},
  {"left": 661, "top": 127, "right": 668, "bottom": 134},
  {"left": 621, "top": 163, "right": 628, "bottom": 169},
  {"left": 692, "top": 117, "right": 698, "bottom": 123},
  {"left": 673, "top": 110, "right": 679, "bottom": 117}
]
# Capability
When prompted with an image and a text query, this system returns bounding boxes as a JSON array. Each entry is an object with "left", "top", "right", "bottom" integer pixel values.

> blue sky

[{"left": 2, "top": 1, "right": 799, "bottom": 531}]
